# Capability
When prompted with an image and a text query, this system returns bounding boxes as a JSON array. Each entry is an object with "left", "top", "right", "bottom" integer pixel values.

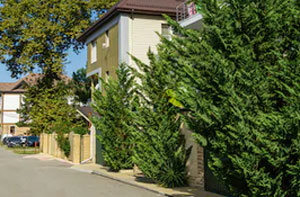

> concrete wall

[
  {"left": 40, "top": 133, "right": 91, "bottom": 164},
  {"left": 181, "top": 124, "right": 205, "bottom": 189}
]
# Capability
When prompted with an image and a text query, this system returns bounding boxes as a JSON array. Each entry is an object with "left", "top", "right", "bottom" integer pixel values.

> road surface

[{"left": 0, "top": 147, "right": 160, "bottom": 197}]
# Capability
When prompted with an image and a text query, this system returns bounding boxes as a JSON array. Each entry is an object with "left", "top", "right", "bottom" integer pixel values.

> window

[
  {"left": 103, "top": 30, "right": 110, "bottom": 48},
  {"left": 162, "top": 24, "right": 172, "bottom": 40},
  {"left": 10, "top": 126, "right": 16, "bottom": 135},
  {"left": 105, "top": 71, "right": 110, "bottom": 82},
  {"left": 91, "top": 41, "right": 97, "bottom": 63}
]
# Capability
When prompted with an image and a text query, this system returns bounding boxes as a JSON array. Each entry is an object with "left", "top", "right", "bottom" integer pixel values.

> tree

[
  {"left": 92, "top": 64, "right": 135, "bottom": 172},
  {"left": 129, "top": 50, "right": 191, "bottom": 188},
  {"left": 162, "top": 0, "right": 300, "bottom": 195},
  {"left": 18, "top": 76, "right": 85, "bottom": 136},
  {"left": 0, "top": 0, "right": 118, "bottom": 78},
  {"left": 71, "top": 67, "right": 91, "bottom": 105}
]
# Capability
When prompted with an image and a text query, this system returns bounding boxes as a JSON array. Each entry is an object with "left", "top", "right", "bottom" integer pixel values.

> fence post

[
  {"left": 39, "top": 133, "right": 44, "bottom": 152},
  {"left": 71, "top": 133, "right": 81, "bottom": 164},
  {"left": 43, "top": 133, "right": 48, "bottom": 153},
  {"left": 81, "top": 134, "right": 90, "bottom": 162}
]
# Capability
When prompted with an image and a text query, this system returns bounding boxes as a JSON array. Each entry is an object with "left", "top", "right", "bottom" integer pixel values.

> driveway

[{"left": 0, "top": 147, "right": 160, "bottom": 197}]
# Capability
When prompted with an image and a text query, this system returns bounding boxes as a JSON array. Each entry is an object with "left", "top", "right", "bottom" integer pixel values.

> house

[
  {"left": 78, "top": 0, "right": 185, "bottom": 165},
  {"left": 0, "top": 74, "right": 40, "bottom": 137},
  {"left": 78, "top": 0, "right": 184, "bottom": 83},
  {"left": 0, "top": 73, "right": 71, "bottom": 138},
  {"left": 78, "top": 0, "right": 207, "bottom": 189}
]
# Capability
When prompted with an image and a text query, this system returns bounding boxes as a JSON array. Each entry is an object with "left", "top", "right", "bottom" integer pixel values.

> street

[{"left": 0, "top": 147, "right": 160, "bottom": 197}]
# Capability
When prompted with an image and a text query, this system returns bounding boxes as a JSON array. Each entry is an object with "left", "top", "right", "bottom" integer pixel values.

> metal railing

[{"left": 176, "top": 1, "right": 199, "bottom": 22}]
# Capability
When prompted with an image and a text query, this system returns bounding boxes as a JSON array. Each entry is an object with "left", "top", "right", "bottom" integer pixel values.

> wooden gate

[
  {"left": 95, "top": 129, "right": 105, "bottom": 165},
  {"left": 204, "top": 149, "right": 231, "bottom": 196}
]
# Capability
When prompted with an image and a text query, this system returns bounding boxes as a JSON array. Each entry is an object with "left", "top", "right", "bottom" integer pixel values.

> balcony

[{"left": 176, "top": 1, "right": 203, "bottom": 30}]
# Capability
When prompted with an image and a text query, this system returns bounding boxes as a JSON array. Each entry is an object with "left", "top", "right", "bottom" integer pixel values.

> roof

[
  {"left": 78, "top": 0, "right": 185, "bottom": 42},
  {"left": 0, "top": 73, "right": 71, "bottom": 93},
  {"left": 77, "top": 106, "right": 101, "bottom": 121}
]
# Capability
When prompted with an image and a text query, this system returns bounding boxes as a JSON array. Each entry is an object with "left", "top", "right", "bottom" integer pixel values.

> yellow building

[{"left": 78, "top": 0, "right": 182, "bottom": 83}]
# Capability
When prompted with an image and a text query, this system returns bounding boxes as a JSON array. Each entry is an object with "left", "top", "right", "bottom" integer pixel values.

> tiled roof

[
  {"left": 0, "top": 83, "right": 16, "bottom": 92},
  {"left": 0, "top": 73, "right": 71, "bottom": 93},
  {"left": 78, "top": 0, "right": 185, "bottom": 42}
]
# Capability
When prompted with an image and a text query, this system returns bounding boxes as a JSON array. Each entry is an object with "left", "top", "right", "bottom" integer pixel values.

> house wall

[
  {"left": 1, "top": 93, "right": 29, "bottom": 136},
  {"left": 87, "top": 22, "right": 119, "bottom": 81},
  {"left": 129, "top": 14, "right": 166, "bottom": 67}
]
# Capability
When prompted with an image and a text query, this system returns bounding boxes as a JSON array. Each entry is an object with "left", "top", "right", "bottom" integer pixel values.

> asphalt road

[{"left": 0, "top": 147, "right": 160, "bottom": 197}]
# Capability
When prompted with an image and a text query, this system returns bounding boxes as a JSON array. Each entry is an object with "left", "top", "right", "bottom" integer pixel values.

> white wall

[
  {"left": 129, "top": 14, "right": 166, "bottom": 66},
  {"left": 3, "top": 112, "right": 19, "bottom": 123},
  {"left": 3, "top": 94, "right": 20, "bottom": 110}
]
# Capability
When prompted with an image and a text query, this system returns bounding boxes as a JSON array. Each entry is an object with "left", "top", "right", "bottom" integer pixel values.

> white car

[{"left": 1, "top": 134, "right": 13, "bottom": 142}]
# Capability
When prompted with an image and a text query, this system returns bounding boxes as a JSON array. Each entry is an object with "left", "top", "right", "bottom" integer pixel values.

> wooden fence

[{"left": 39, "top": 132, "right": 90, "bottom": 164}]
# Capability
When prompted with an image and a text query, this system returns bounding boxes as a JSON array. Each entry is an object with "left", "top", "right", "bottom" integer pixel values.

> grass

[
  {"left": 11, "top": 147, "right": 40, "bottom": 155},
  {"left": 0, "top": 143, "right": 40, "bottom": 154}
]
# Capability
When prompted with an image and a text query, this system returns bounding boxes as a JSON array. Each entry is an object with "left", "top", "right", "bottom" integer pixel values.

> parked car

[
  {"left": 3, "top": 137, "right": 11, "bottom": 145},
  {"left": 25, "top": 136, "right": 40, "bottom": 147},
  {"left": 7, "top": 136, "right": 23, "bottom": 148},
  {"left": 1, "top": 134, "right": 12, "bottom": 142}
]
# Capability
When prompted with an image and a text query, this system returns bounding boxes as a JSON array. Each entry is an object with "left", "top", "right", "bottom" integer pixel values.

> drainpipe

[{"left": 77, "top": 111, "right": 94, "bottom": 164}]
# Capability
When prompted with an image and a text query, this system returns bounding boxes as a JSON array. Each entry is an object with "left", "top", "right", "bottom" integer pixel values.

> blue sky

[{"left": 0, "top": 48, "right": 87, "bottom": 82}]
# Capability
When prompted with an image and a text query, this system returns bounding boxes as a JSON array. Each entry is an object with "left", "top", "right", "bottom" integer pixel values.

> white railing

[{"left": 176, "top": 1, "right": 199, "bottom": 22}]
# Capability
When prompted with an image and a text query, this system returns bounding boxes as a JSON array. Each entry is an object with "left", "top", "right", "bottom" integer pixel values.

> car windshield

[
  {"left": 28, "top": 136, "right": 38, "bottom": 141},
  {"left": 9, "top": 137, "right": 21, "bottom": 142}
]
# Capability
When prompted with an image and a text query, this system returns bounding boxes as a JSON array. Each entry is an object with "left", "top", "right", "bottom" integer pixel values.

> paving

[
  {"left": 72, "top": 164, "right": 223, "bottom": 197},
  {"left": 0, "top": 147, "right": 160, "bottom": 197}
]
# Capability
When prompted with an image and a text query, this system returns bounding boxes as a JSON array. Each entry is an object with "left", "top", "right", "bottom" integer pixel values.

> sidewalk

[{"left": 71, "top": 164, "right": 223, "bottom": 197}]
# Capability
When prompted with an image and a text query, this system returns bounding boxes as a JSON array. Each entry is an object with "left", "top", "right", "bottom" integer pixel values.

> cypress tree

[
  {"left": 129, "top": 50, "right": 191, "bottom": 188},
  {"left": 161, "top": 0, "right": 300, "bottom": 195},
  {"left": 92, "top": 64, "right": 135, "bottom": 171}
]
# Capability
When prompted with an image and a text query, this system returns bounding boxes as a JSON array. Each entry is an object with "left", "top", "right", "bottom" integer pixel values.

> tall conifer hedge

[{"left": 161, "top": 0, "right": 300, "bottom": 195}]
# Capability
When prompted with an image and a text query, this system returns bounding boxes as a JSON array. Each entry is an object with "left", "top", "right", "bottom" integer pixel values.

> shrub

[{"left": 92, "top": 64, "right": 135, "bottom": 171}]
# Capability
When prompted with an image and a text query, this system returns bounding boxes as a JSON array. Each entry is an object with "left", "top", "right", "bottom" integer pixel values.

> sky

[{"left": 0, "top": 48, "right": 87, "bottom": 82}]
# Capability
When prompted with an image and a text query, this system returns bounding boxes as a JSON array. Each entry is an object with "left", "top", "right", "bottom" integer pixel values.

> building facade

[{"left": 0, "top": 74, "right": 41, "bottom": 137}]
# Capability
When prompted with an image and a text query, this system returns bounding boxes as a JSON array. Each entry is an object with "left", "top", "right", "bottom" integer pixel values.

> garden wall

[{"left": 39, "top": 132, "right": 91, "bottom": 164}]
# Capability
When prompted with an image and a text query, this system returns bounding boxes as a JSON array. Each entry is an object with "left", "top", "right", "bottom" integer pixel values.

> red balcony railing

[{"left": 176, "top": 1, "right": 200, "bottom": 22}]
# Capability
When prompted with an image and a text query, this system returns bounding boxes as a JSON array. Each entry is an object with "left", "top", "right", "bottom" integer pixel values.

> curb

[
  {"left": 91, "top": 171, "right": 173, "bottom": 197},
  {"left": 71, "top": 167, "right": 93, "bottom": 174}
]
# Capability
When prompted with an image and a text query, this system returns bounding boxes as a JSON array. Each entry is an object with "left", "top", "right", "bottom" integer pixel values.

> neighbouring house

[
  {"left": 0, "top": 73, "right": 71, "bottom": 138},
  {"left": 78, "top": 0, "right": 207, "bottom": 189},
  {"left": 0, "top": 74, "right": 41, "bottom": 137}
]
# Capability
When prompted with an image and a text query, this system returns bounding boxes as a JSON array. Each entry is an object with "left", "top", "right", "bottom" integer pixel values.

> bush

[
  {"left": 92, "top": 64, "right": 135, "bottom": 172},
  {"left": 56, "top": 134, "right": 71, "bottom": 158},
  {"left": 129, "top": 51, "right": 190, "bottom": 188}
]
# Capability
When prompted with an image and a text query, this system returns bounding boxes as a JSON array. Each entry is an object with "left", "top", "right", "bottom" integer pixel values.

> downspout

[{"left": 77, "top": 110, "right": 94, "bottom": 164}]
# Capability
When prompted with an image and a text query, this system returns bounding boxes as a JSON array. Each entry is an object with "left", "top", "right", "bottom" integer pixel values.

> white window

[
  {"left": 162, "top": 24, "right": 172, "bottom": 40},
  {"left": 3, "top": 112, "right": 19, "bottom": 123},
  {"left": 91, "top": 41, "right": 97, "bottom": 63},
  {"left": 3, "top": 94, "right": 20, "bottom": 110},
  {"left": 103, "top": 30, "right": 110, "bottom": 48}
]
